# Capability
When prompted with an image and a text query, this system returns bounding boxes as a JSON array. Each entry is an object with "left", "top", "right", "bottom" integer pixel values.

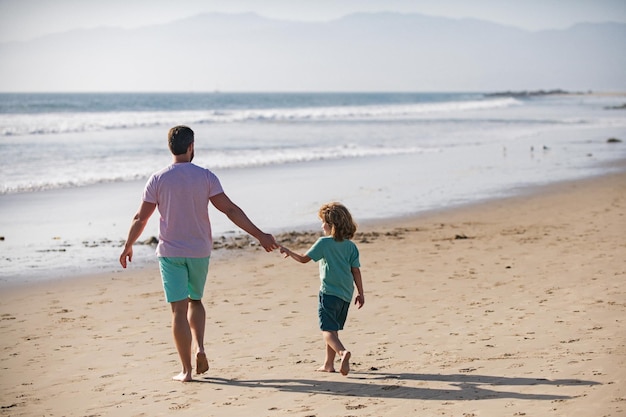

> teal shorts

[
  {"left": 158, "top": 257, "right": 210, "bottom": 303},
  {"left": 318, "top": 292, "right": 350, "bottom": 331}
]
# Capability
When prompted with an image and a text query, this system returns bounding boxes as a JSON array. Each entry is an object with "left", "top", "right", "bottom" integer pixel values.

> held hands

[
  {"left": 279, "top": 245, "right": 292, "bottom": 258},
  {"left": 354, "top": 294, "right": 365, "bottom": 309},
  {"left": 279, "top": 247, "right": 311, "bottom": 264},
  {"left": 259, "top": 233, "right": 280, "bottom": 252}
]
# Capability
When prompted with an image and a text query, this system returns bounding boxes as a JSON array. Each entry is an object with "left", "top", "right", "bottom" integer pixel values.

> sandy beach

[{"left": 1, "top": 170, "right": 625, "bottom": 417}]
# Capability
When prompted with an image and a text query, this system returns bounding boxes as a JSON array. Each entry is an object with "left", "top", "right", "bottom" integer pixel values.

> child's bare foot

[
  {"left": 340, "top": 351, "right": 351, "bottom": 376},
  {"left": 172, "top": 371, "right": 193, "bottom": 382},
  {"left": 316, "top": 365, "right": 336, "bottom": 373},
  {"left": 196, "top": 352, "right": 209, "bottom": 374}
]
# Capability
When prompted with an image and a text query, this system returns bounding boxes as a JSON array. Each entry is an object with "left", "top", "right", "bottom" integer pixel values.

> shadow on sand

[{"left": 195, "top": 371, "right": 599, "bottom": 401}]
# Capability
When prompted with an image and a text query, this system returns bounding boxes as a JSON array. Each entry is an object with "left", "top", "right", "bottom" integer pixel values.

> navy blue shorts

[{"left": 318, "top": 292, "right": 350, "bottom": 331}]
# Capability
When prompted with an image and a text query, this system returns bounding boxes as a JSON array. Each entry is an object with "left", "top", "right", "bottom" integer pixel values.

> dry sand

[{"left": 1, "top": 171, "right": 625, "bottom": 417}]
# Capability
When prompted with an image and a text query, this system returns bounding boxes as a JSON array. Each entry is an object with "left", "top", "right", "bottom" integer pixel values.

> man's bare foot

[
  {"left": 172, "top": 371, "right": 193, "bottom": 382},
  {"left": 316, "top": 365, "right": 336, "bottom": 373},
  {"left": 340, "top": 351, "right": 351, "bottom": 376},
  {"left": 196, "top": 352, "right": 209, "bottom": 374}
]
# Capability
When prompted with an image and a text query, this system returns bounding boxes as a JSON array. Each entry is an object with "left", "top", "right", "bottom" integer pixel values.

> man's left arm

[{"left": 210, "top": 192, "right": 278, "bottom": 252}]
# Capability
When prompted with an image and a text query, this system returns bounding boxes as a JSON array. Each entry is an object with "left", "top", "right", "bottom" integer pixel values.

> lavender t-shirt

[{"left": 143, "top": 162, "right": 224, "bottom": 258}]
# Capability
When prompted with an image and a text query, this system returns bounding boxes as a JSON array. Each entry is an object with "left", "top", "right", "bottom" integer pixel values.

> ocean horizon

[{"left": 1, "top": 92, "right": 625, "bottom": 286}]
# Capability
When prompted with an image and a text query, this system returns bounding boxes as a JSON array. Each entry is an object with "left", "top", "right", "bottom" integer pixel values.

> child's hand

[
  {"left": 354, "top": 294, "right": 365, "bottom": 309},
  {"left": 278, "top": 247, "right": 311, "bottom": 264}
]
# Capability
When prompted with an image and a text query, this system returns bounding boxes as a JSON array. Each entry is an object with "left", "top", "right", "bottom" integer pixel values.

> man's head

[{"left": 168, "top": 125, "right": 194, "bottom": 157}]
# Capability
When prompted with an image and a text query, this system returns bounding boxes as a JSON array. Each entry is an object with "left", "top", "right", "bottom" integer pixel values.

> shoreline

[
  {"left": 2, "top": 113, "right": 625, "bottom": 285},
  {"left": 2, "top": 164, "right": 625, "bottom": 293},
  {"left": 0, "top": 168, "right": 624, "bottom": 416}
]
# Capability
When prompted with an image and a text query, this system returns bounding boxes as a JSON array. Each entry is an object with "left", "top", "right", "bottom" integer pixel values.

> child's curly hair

[{"left": 318, "top": 202, "right": 357, "bottom": 241}]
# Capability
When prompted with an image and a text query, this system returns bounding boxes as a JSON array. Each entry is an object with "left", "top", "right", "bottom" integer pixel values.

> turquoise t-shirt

[{"left": 306, "top": 236, "right": 360, "bottom": 303}]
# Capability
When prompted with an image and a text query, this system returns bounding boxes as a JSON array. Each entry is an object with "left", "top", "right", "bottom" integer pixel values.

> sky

[
  {"left": 0, "top": 0, "right": 624, "bottom": 92},
  {"left": 1, "top": 0, "right": 626, "bottom": 42}
]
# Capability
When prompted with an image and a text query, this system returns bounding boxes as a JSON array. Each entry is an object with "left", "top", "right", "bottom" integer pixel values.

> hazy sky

[{"left": 1, "top": 0, "right": 626, "bottom": 42}]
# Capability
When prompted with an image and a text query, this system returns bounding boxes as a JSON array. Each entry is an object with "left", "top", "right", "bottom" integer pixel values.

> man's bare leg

[
  {"left": 171, "top": 299, "right": 193, "bottom": 382},
  {"left": 189, "top": 299, "right": 208, "bottom": 374}
]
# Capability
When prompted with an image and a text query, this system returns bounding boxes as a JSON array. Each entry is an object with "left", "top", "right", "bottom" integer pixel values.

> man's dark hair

[{"left": 168, "top": 125, "right": 194, "bottom": 155}]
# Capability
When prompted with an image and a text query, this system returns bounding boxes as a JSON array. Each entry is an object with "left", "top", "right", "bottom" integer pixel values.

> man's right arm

[{"left": 119, "top": 201, "right": 156, "bottom": 268}]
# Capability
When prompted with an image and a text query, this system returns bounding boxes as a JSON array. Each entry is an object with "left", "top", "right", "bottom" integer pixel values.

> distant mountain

[{"left": 0, "top": 12, "right": 624, "bottom": 92}]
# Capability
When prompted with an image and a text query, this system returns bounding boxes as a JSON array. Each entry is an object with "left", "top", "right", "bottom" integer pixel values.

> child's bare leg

[
  {"left": 321, "top": 331, "right": 351, "bottom": 375},
  {"left": 339, "top": 350, "right": 351, "bottom": 376},
  {"left": 317, "top": 342, "right": 336, "bottom": 372}
]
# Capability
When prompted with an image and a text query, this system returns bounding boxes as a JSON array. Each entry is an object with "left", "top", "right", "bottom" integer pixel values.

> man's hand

[
  {"left": 119, "top": 246, "right": 133, "bottom": 268},
  {"left": 119, "top": 201, "right": 155, "bottom": 269},
  {"left": 258, "top": 233, "right": 279, "bottom": 252}
]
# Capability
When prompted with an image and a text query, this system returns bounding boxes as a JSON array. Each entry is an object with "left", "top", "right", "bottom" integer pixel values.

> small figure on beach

[
  {"left": 119, "top": 125, "right": 278, "bottom": 382},
  {"left": 280, "top": 202, "right": 365, "bottom": 376}
]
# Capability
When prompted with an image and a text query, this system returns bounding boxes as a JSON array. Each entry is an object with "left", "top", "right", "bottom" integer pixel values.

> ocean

[{"left": 1, "top": 92, "right": 625, "bottom": 285}]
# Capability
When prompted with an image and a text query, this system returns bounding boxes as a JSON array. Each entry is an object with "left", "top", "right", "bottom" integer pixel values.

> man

[{"left": 119, "top": 125, "right": 278, "bottom": 382}]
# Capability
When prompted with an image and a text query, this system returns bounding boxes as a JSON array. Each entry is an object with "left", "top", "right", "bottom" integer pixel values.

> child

[{"left": 280, "top": 202, "right": 365, "bottom": 376}]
